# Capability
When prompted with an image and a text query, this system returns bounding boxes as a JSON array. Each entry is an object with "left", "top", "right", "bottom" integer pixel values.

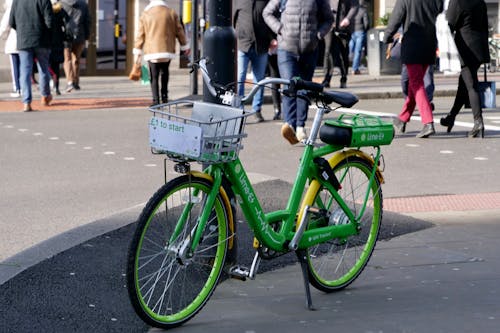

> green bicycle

[{"left": 127, "top": 59, "right": 394, "bottom": 329}]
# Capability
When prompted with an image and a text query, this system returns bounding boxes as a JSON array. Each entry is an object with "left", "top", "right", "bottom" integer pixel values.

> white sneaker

[
  {"left": 10, "top": 90, "right": 20, "bottom": 98},
  {"left": 296, "top": 126, "right": 307, "bottom": 142}
]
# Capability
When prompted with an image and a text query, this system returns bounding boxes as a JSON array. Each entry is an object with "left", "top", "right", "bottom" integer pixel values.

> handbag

[{"left": 128, "top": 62, "right": 141, "bottom": 81}]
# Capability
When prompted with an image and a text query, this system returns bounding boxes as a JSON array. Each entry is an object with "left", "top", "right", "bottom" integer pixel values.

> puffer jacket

[
  {"left": 263, "top": 0, "right": 333, "bottom": 54},
  {"left": 133, "top": 1, "right": 189, "bottom": 62}
]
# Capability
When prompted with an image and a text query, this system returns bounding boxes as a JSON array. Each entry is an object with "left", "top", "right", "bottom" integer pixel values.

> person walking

[
  {"left": 0, "top": 0, "right": 20, "bottom": 97},
  {"left": 263, "top": 0, "right": 333, "bottom": 144},
  {"left": 133, "top": 0, "right": 190, "bottom": 106},
  {"left": 60, "top": 0, "right": 90, "bottom": 92},
  {"left": 384, "top": 0, "right": 443, "bottom": 138},
  {"left": 322, "top": 0, "right": 359, "bottom": 89},
  {"left": 267, "top": 38, "right": 282, "bottom": 120},
  {"left": 9, "top": 0, "right": 54, "bottom": 112},
  {"left": 49, "top": 0, "right": 66, "bottom": 95},
  {"left": 234, "top": 0, "right": 274, "bottom": 123},
  {"left": 439, "top": 0, "right": 490, "bottom": 138},
  {"left": 348, "top": 0, "right": 368, "bottom": 75}
]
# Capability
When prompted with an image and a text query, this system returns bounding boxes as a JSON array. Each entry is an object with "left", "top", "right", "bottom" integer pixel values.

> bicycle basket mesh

[{"left": 149, "top": 100, "right": 249, "bottom": 164}]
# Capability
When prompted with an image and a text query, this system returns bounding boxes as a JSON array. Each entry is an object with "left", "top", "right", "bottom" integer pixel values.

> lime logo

[
  {"left": 235, "top": 164, "right": 241, "bottom": 173},
  {"left": 361, "top": 133, "right": 366, "bottom": 141}
]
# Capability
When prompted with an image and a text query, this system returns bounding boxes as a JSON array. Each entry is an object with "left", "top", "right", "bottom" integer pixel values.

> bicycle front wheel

[
  {"left": 127, "top": 175, "right": 230, "bottom": 329},
  {"left": 306, "top": 156, "right": 382, "bottom": 292}
]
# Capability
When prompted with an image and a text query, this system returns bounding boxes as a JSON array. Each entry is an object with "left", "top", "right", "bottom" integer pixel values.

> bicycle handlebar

[{"left": 195, "top": 58, "right": 358, "bottom": 109}]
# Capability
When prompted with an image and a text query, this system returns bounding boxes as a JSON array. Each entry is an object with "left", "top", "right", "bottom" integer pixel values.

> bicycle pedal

[{"left": 228, "top": 265, "right": 250, "bottom": 281}]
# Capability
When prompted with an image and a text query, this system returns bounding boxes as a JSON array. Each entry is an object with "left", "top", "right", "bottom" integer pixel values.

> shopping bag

[
  {"left": 465, "top": 64, "right": 496, "bottom": 108},
  {"left": 141, "top": 64, "right": 150, "bottom": 85}
]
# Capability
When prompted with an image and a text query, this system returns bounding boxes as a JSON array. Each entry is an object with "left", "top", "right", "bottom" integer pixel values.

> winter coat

[
  {"left": 0, "top": 0, "right": 17, "bottom": 54},
  {"left": 263, "top": 0, "right": 333, "bottom": 55},
  {"left": 233, "top": 0, "right": 274, "bottom": 54},
  {"left": 383, "top": 0, "right": 443, "bottom": 65},
  {"left": 50, "top": 2, "right": 66, "bottom": 63},
  {"left": 447, "top": 0, "right": 490, "bottom": 66},
  {"left": 60, "top": 0, "right": 90, "bottom": 45},
  {"left": 330, "top": 0, "right": 359, "bottom": 35},
  {"left": 9, "top": 0, "right": 54, "bottom": 50},
  {"left": 133, "top": 1, "right": 189, "bottom": 62}
]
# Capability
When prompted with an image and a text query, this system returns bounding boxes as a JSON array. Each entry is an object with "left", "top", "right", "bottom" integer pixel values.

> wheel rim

[{"left": 133, "top": 182, "right": 227, "bottom": 323}]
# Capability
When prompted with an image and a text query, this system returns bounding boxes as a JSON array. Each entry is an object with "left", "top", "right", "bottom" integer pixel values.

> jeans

[
  {"left": 237, "top": 47, "right": 268, "bottom": 112},
  {"left": 19, "top": 48, "right": 51, "bottom": 104},
  {"left": 277, "top": 48, "right": 318, "bottom": 128},
  {"left": 349, "top": 31, "right": 366, "bottom": 72}
]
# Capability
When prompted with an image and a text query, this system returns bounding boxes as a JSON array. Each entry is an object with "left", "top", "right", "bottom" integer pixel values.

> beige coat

[{"left": 133, "top": 1, "right": 189, "bottom": 62}]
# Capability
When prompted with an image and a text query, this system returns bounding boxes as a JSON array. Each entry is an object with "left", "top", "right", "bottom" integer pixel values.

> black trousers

[
  {"left": 323, "top": 31, "right": 350, "bottom": 83},
  {"left": 266, "top": 53, "right": 281, "bottom": 112},
  {"left": 450, "top": 61, "right": 482, "bottom": 120},
  {"left": 148, "top": 61, "right": 171, "bottom": 104}
]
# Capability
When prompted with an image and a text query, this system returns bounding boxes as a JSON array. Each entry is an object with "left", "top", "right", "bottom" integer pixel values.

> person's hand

[
  {"left": 183, "top": 48, "right": 191, "bottom": 57},
  {"left": 385, "top": 44, "right": 392, "bottom": 60},
  {"left": 268, "top": 39, "right": 278, "bottom": 53},
  {"left": 340, "top": 18, "right": 350, "bottom": 28}
]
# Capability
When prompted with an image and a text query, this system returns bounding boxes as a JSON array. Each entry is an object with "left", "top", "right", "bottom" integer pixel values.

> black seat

[{"left": 319, "top": 124, "right": 352, "bottom": 147}]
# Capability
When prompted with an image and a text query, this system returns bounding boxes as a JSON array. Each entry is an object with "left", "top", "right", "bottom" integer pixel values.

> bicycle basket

[{"left": 149, "top": 100, "right": 250, "bottom": 164}]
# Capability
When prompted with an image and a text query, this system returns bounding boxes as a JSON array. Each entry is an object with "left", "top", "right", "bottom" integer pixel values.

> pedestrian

[
  {"left": 439, "top": 0, "right": 489, "bottom": 138},
  {"left": 9, "top": 0, "right": 54, "bottom": 112},
  {"left": 384, "top": 0, "right": 443, "bottom": 138},
  {"left": 60, "top": 0, "right": 90, "bottom": 92},
  {"left": 49, "top": 0, "right": 66, "bottom": 95},
  {"left": 234, "top": 0, "right": 274, "bottom": 123},
  {"left": 348, "top": 0, "right": 368, "bottom": 75},
  {"left": 267, "top": 38, "right": 282, "bottom": 120},
  {"left": 0, "top": 0, "right": 20, "bottom": 98},
  {"left": 263, "top": 0, "right": 333, "bottom": 144},
  {"left": 133, "top": 0, "right": 190, "bottom": 106},
  {"left": 322, "top": 0, "right": 359, "bottom": 89}
]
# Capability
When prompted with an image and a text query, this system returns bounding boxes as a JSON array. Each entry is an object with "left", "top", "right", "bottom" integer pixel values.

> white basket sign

[{"left": 149, "top": 116, "right": 202, "bottom": 158}]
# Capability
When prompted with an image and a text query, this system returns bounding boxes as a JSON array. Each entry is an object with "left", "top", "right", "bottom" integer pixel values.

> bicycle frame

[{"left": 181, "top": 106, "right": 384, "bottom": 255}]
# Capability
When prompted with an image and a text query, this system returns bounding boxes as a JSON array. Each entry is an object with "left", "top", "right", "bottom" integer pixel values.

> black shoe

[
  {"left": 468, "top": 118, "right": 484, "bottom": 138},
  {"left": 74, "top": 83, "right": 80, "bottom": 90},
  {"left": 340, "top": 80, "right": 347, "bottom": 89},
  {"left": 322, "top": 75, "right": 331, "bottom": 88},
  {"left": 440, "top": 113, "right": 455, "bottom": 133},
  {"left": 254, "top": 111, "right": 264, "bottom": 123},
  {"left": 416, "top": 123, "right": 435, "bottom": 138},
  {"left": 393, "top": 117, "right": 406, "bottom": 133}
]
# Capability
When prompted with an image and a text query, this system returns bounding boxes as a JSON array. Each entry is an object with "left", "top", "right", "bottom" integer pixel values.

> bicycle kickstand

[{"left": 296, "top": 249, "right": 315, "bottom": 311}]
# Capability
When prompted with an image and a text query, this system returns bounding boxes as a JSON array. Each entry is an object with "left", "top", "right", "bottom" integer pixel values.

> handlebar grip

[{"left": 290, "top": 77, "right": 324, "bottom": 93}]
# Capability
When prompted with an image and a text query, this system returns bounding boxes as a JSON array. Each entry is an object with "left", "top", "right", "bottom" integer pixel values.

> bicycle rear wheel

[
  {"left": 305, "top": 156, "right": 382, "bottom": 292},
  {"left": 127, "top": 175, "right": 230, "bottom": 329}
]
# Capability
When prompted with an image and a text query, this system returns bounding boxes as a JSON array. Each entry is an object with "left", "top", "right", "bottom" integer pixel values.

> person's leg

[
  {"left": 19, "top": 49, "right": 34, "bottom": 106},
  {"left": 148, "top": 62, "right": 161, "bottom": 105},
  {"left": 9, "top": 54, "right": 21, "bottom": 93},
  {"left": 424, "top": 64, "right": 435, "bottom": 102},
  {"left": 296, "top": 49, "right": 318, "bottom": 128},
  {"left": 237, "top": 50, "right": 250, "bottom": 97},
  {"left": 250, "top": 50, "right": 268, "bottom": 113},
  {"left": 35, "top": 47, "right": 52, "bottom": 98},
  {"left": 63, "top": 47, "right": 73, "bottom": 89},
  {"left": 322, "top": 31, "right": 334, "bottom": 86},
  {"left": 407, "top": 64, "right": 433, "bottom": 124},
  {"left": 461, "top": 63, "right": 482, "bottom": 120},
  {"left": 351, "top": 31, "right": 364, "bottom": 72},
  {"left": 278, "top": 49, "right": 299, "bottom": 129},
  {"left": 268, "top": 54, "right": 282, "bottom": 119},
  {"left": 72, "top": 43, "right": 85, "bottom": 88},
  {"left": 159, "top": 61, "right": 170, "bottom": 103},
  {"left": 338, "top": 35, "right": 350, "bottom": 87},
  {"left": 400, "top": 64, "right": 409, "bottom": 99}
]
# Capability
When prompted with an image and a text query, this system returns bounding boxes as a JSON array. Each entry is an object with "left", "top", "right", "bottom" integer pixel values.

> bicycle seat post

[{"left": 305, "top": 106, "right": 327, "bottom": 145}]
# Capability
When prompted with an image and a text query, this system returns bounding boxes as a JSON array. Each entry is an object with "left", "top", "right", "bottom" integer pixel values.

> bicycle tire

[
  {"left": 304, "top": 156, "right": 382, "bottom": 292},
  {"left": 127, "top": 175, "right": 230, "bottom": 329}
]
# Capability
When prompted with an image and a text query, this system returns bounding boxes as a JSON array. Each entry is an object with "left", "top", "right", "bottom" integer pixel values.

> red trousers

[{"left": 398, "top": 64, "right": 434, "bottom": 124}]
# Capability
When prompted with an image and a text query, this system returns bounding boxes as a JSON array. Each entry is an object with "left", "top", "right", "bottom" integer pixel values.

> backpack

[{"left": 63, "top": 14, "right": 78, "bottom": 42}]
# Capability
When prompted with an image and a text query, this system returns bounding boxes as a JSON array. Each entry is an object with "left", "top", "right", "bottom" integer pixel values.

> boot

[
  {"left": 273, "top": 108, "right": 281, "bottom": 120},
  {"left": 468, "top": 118, "right": 484, "bottom": 138},
  {"left": 439, "top": 113, "right": 456, "bottom": 133},
  {"left": 416, "top": 123, "right": 435, "bottom": 138},
  {"left": 393, "top": 117, "right": 406, "bottom": 133},
  {"left": 321, "top": 74, "right": 331, "bottom": 88}
]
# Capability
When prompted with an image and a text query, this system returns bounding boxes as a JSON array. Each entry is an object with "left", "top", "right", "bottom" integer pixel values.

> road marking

[
  {"left": 49, "top": 137, "right": 59, "bottom": 140},
  {"left": 474, "top": 157, "right": 488, "bottom": 161},
  {"left": 33, "top": 132, "right": 43, "bottom": 136},
  {"left": 405, "top": 143, "right": 420, "bottom": 147},
  {"left": 83, "top": 146, "right": 93, "bottom": 150},
  {"left": 440, "top": 150, "right": 454, "bottom": 154},
  {"left": 18, "top": 128, "right": 28, "bottom": 132},
  {"left": 124, "top": 157, "right": 135, "bottom": 161},
  {"left": 144, "top": 164, "right": 157, "bottom": 167},
  {"left": 103, "top": 151, "right": 116, "bottom": 155},
  {"left": 65, "top": 141, "right": 76, "bottom": 145}
]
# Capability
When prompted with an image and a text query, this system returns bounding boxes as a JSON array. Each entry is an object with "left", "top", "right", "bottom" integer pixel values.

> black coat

[
  {"left": 9, "top": 0, "right": 54, "bottom": 50},
  {"left": 447, "top": 0, "right": 490, "bottom": 66},
  {"left": 384, "top": 0, "right": 443, "bottom": 65},
  {"left": 233, "top": 0, "right": 274, "bottom": 54}
]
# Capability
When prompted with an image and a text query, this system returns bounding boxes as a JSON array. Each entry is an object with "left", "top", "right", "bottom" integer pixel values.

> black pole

[
  {"left": 202, "top": 0, "right": 236, "bottom": 103},
  {"left": 190, "top": 0, "right": 199, "bottom": 95}
]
